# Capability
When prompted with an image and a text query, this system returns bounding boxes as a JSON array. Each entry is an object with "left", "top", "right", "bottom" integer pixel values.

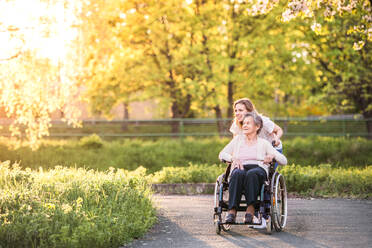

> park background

[{"left": 0, "top": 0, "right": 371, "bottom": 247}]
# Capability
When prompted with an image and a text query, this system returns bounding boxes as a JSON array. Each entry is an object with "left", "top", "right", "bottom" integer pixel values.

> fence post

[
  {"left": 179, "top": 119, "right": 184, "bottom": 138},
  {"left": 342, "top": 118, "right": 346, "bottom": 137}
]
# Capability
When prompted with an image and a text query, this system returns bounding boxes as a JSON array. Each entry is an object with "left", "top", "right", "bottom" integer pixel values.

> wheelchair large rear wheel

[
  {"left": 213, "top": 177, "right": 231, "bottom": 233},
  {"left": 271, "top": 173, "right": 287, "bottom": 232}
]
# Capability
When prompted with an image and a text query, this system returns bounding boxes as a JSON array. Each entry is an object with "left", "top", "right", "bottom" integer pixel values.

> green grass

[
  {"left": 0, "top": 161, "right": 156, "bottom": 248},
  {"left": 0, "top": 136, "right": 371, "bottom": 173},
  {"left": 1, "top": 119, "right": 369, "bottom": 137}
]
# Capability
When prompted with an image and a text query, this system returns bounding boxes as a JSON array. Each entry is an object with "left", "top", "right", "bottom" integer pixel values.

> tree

[
  {"left": 304, "top": 7, "right": 372, "bottom": 136},
  {"left": 107, "top": 0, "right": 212, "bottom": 132},
  {"left": 78, "top": 0, "right": 147, "bottom": 128}
]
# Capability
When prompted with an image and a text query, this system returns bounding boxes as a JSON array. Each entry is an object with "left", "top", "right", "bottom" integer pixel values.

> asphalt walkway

[{"left": 124, "top": 195, "right": 372, "bottom": 248}]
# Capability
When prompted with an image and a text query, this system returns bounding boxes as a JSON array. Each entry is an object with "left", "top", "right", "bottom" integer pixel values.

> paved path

[{"left": 125, "top": 195, "right": 372, "bottom": 248}]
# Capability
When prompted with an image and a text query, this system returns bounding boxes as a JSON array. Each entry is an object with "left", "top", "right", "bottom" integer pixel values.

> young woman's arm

[
  {"left": 262, "top": 139, "right": 287, "bottom": 165},
  {"left": 272, "top": 124, "right": 283, "bottom": 146}
]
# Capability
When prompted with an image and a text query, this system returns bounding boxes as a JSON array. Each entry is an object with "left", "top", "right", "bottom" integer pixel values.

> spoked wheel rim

[{"left": 271, "top": 174, "right": 287, "bottom": 232}]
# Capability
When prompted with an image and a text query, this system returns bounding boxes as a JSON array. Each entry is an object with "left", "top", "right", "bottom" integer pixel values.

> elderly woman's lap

[{"left": 228, "top": 167, "right": 267, "bottom": 210}]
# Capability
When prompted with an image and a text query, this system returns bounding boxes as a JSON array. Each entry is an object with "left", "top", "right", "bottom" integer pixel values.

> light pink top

[
  {"left": 219, "top": 137, "right": 287, "bottom": 176},
  {"left": 236, "top": 143, "right": 257, "bottom": 163}
]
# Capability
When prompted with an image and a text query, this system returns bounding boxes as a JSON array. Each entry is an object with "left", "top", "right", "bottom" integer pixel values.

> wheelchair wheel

[
  {"left": 216, "top": 224, "right": 221, "bottom": 234},
  {"left": 214, "top": 210, "right": 231, "bottom": 234},
  {"left": 271, "top": 173, "right": 287, "bottom": 232},
  {"left": 213, "top": 178, "right": 231, "bottom": 233},
  {"left": 214, "top": 180, "right": 219, "bottom": 209},
  {"left": 215, "top": 217, "right": 221, "bottom": 234}
]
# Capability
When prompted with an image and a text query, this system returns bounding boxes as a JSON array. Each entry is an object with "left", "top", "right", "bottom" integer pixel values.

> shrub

[
  {"left": 279, "top": 164, "right": 372, "bottom": 198},
  {"left": 79, "top": 134, "right": 104, "bottom": 149},
  {"left": 0, "top": 161, "right": 156, "bottom": 248},
  {"left": 149, "top": 163, "right": 372, "bottom": 198},
  {"left": 284, "top": 136, "right": 372, "bottom": 166}
]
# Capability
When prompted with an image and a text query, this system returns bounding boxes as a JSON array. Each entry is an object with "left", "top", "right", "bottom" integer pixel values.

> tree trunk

[
  {"left": 363, "top": 111, "right": 372, "bottom": 140},
  {"left": 214, "top": 104, "right": 225, "bottom": 137},
  {"left": 367, "top": 119, "right": 372, "bottom": 139},
  {"left": 121, "top": 102, "right": 129, "bottom": 131},
  {"left": 171, "top": 98, "right": 180, "bottom": 134},
  {"left": 227, "top": 81, "right": 234, "bottom": 118}
]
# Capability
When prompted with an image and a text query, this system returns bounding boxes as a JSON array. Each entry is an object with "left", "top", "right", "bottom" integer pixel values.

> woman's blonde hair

[
  {"left": 233, "top": 98, "right": 256, "bottom": 113},
  {"left": 233, "top": 98, "right": 257, "bottom": 129}
]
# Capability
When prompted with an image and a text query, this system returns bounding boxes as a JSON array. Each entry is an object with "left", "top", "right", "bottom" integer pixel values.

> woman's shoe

[
  {"left": 225, "top": 213, "right": 236, "bottom": 224},
  {"left": 244, "top": 213, "right": 253, "bottom": 224}
]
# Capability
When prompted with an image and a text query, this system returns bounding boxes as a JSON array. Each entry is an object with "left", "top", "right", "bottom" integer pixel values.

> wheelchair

[{"left": 213, "top": 160, "right": 287, "bottom": 234}]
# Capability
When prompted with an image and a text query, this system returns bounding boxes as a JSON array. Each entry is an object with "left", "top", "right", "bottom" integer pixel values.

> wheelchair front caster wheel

[
  {"left": 216, "top": 222, "right": 221, "bottom": 234},
  {"left": 266, "top": 216, "right": 272, "bottom": 234}
]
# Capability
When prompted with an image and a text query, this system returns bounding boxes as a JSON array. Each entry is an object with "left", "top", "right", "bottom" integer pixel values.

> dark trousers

[{"left": 228, "top": 165, "right": 267, "bottom": 210}]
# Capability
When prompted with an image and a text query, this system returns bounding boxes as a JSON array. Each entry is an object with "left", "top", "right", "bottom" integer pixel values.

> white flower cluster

[
  {"left": 282, "top": 0, "right": 312, "bottom": 22},
  {"left": 311, "top": 21, "right": 322, "bottom": 33},
  {"left": 245, "top": 0, "right": 280, "bottom": 16},
  {"left": 283, "top": 0, "right": 371, "bottom": 50}
]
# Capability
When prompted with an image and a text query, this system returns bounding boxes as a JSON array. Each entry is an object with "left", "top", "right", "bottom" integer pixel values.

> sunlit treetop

[{"left": 0, "top": 0, "right": 83, "bottom": 149}]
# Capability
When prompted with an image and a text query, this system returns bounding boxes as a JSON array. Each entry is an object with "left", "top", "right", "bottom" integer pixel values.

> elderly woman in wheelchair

[{"left": 214, "top": 112, "right": 287, "bottom": 234}]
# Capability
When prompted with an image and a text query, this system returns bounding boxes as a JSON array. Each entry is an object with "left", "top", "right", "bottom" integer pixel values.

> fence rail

[{"left": 0, "top": 117, "right": 370, "bottom": 138}]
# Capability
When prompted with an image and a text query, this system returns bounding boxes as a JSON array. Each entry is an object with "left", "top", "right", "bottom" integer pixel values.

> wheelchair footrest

[{"left": 219, "top": 220, "right": 265, "bottom": 227}]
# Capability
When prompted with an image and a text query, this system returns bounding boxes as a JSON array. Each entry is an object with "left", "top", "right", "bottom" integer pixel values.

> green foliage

[
  {"left": 300, "top": 6, "right": 372, "bottom": 120},
  {"left": 284, "top": 136, "right": 372, "bottom": 166},
  {"left": 80, "top": 0, "right": 333, "bottom": 121},
  {"left": 79, "top": 134, "right": 104, "bottom": 149},
  {"left": 0, "top": 161, "right": 156, "bottom": 248}
]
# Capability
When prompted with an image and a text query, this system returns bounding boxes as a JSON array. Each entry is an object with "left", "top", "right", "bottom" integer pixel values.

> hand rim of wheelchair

[
  {"left": 214, "top": 159, "right": 287, "bottom": 234},
  {"left": 214, "top": 175, "right": 231, "bottom": 233},
  {"left": 270, "top": 172, "right": 287, "bottom": 232}
]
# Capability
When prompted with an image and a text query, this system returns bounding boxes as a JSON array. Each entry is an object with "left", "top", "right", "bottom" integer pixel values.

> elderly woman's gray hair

[{"left": 240, "top": 112, "right": 263, "bottom": 134}]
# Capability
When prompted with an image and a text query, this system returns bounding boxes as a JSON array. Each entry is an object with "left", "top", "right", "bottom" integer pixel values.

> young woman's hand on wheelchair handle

[
  {"left": 271, "top": 134, "right": 280, "bottom": 147},
  {"left": 263, "top": 154, "right": 275, "bottom": 164},
  {"left": 231, "top": 158, "right": 243, "bottom": 170}
]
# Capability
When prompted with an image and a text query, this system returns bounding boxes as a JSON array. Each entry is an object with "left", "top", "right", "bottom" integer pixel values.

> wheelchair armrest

[
  {"left": 221, "top": 160, "right": 232, "bottom": 183},
  {"left": 269, "top": 159, "right": 277, "bottom": 177}
]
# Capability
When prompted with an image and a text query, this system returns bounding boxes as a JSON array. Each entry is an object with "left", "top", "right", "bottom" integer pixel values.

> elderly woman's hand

[
  {"left": 264, "top": 154, "right": 275, "bottom": 164},
  {"left": 231, "top": 158, "right": 243, "bottom": 171}
]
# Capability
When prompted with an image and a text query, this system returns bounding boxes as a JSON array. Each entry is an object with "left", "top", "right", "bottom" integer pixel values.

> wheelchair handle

[{"left": 221, "top": 159, "right": 231, "bottom": 164}]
